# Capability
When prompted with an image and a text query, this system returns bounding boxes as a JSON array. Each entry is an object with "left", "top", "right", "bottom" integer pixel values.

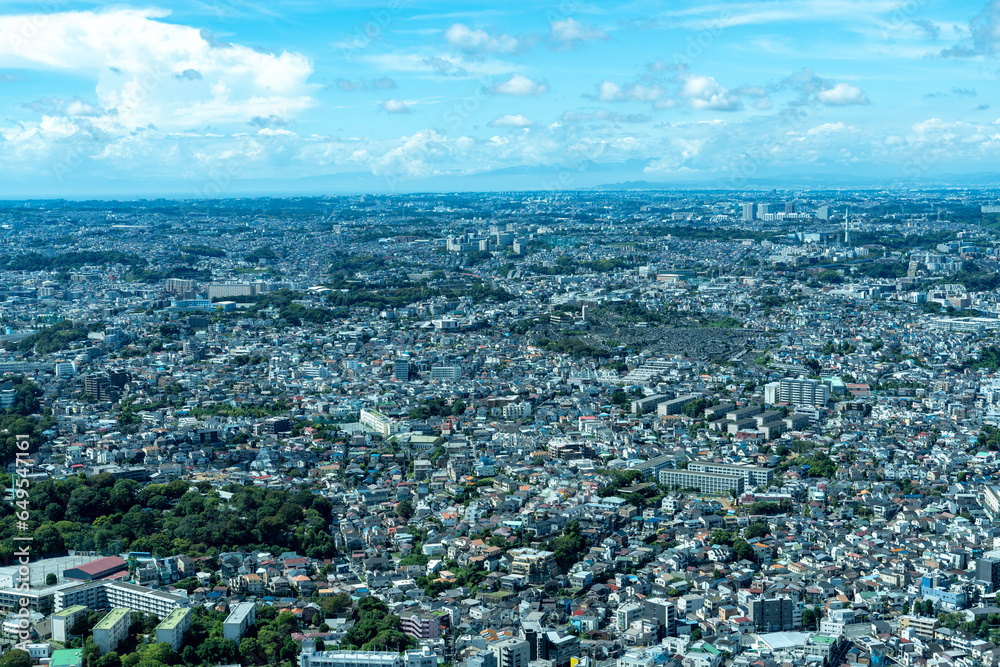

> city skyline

[{"left": 1, "top": 0, "right": 1000, "bottom": 196}]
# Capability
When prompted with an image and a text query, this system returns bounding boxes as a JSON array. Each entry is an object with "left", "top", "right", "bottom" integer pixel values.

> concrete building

[
  {"left": 51, "top": 605, "right": 88, "bottom": 642},
  {"left": 658, "top": 469, "right": 744, "bottom": 495},
  {"left": 747, "top": 597, "right": 794, "bottom": 632},
  {"left": 977, "top": 557, "right": 1000, "bottom": 591},
  {"left": 93, "top": 608, "right": 130, "bottom": 655},
  {"left": 223, "top": 601, "right": 256, "bottom": 642},
  {"left": 299, "top": 646, "right": 437, "bottom": 667},
  {"left": 765, "top": 378, "right": 830, "bottom": 407},
  {"left": 508, "top": 549, "right": 557, "bottom": 584},
  {"left": 688, "top": 461, "right": 773, "bottom": 488},
  {"left": 155, "top": 606, "right": 193, "bottom": 651},
  {"left": 491, "top": 638, "right": 531, "bottom": 667},
  {"left": 360, "top": 408, "right": 399, "bottom": 437},
  {"left": 643, "top": 597, "right": 676, "bottom": 637}
]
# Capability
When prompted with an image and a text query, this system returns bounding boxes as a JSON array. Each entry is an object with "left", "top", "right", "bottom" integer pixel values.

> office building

[
  {"left": 155, "top": 607, "right": 193, "bottom": 651},
  {"left": 978, "top": 557, "right": 1000, "bottom": 591},
  {"left": 746, "top": 597, "right": 794, "bottom": 632},
  {"left": 657, "top": 469, "right": 744, "bottom": 495},
  {"left": 784, "top": 202, "right": 796, "bottom": 214},
  {"left": 223, "top": 602, "right": 256, "bottom": 641},
  {"left": 51, "top": 605, "right": 88, "bottom": 642},
  {"left": 93, "top": 608, "right": 130, "bottom": 655},
  {"left": 394, "top": 360, "right": 412, "bottom": 382},
  {"left": 817, "top": 205, "right": 830, "bottom": 220},
  {"left": 688, "top": 461, "right": 773, "bottom": 488}
]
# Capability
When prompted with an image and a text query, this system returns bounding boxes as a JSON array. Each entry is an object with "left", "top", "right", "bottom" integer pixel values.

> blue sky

[{"left": 0, "top": 0, "right": 999, "bottom": 195}]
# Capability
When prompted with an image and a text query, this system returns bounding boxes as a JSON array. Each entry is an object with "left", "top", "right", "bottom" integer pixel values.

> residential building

[{"left": 93, "top": 608, "right": 130, "bottom": 655}]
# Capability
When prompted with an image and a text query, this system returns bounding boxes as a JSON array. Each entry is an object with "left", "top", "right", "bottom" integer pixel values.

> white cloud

[
  {"left": 380, "top": 99, "right": 413, "bottom": 114},
  {"left": 549, "top": 18, "right": 607, "bottom": 49},
  {"left": 816, "top": 82, "right": 870, "bottom": 106},
  {"left": 597, "top": 79, "right": 624, "bottom": 102},
  {"left": 492, "top": 73, "right": 548, "bottom": 96},
  {"left": 0, "top": 8, "right": 316, "bottom": 130},
  {"left": 679, "top": 75, "right": 742, "bottom": 111},
  {"left": 444, "top": 23, "right": 520, "bottom": 55},
  {"left": 489, "top": 113, "right": 534, "bottom": 128}
]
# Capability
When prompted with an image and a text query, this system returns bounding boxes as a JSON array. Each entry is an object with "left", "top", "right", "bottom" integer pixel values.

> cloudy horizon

[{"left": 0, "top": 0, "right": 999, "bottom": 196}]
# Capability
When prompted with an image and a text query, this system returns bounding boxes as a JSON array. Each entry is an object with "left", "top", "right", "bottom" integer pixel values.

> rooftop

[
  {"left": 156, "top": 607, "right": 192, "bottom": 631},
  {"left": 94, "top": 608, "right": 130, "bottom": 631}
]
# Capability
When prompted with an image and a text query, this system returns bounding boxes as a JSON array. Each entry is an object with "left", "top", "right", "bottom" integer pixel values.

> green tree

[
  {"left": 396, "top": 500, "right": 413, "bottom": 520},
  {"left": 0, "top": 651, "right": 31, "bottom": 667},
  {"left": 45, "top": 572, "right": 58, "bottom": 586},
  {"left": 732, "top": 538, "right": 755, "bottom": 562}
]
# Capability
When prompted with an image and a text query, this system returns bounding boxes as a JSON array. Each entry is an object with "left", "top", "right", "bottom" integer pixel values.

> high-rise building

[
  {"left": 817, "top": 205, "right": 830, "bottom": 220},
  {"left": 784, "top": 202, "right": 796, "bottom": 214},
  {"left": 977, "top": 557, "right": 1000, "bottom": 590},
  {"left": 765, "top": 378, "right": 830, "bottom": 407},
  {"left": 757, "top": 203, "right": 770, "bottom": 220},
  {"left": 394, "top": 360, "right": 412, "bottom": 382},
  {"left": 742, "top": 203, "right": 755, "bottom": 221}
]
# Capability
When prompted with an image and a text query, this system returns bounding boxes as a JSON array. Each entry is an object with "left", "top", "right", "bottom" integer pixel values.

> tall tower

[{"left": 845, "top": 207, "right": 850, "bottom": 246}]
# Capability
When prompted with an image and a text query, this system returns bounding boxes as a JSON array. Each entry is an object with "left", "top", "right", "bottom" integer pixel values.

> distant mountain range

[{"left": 2, "top": 159, "right": 999, "bottom": 199}]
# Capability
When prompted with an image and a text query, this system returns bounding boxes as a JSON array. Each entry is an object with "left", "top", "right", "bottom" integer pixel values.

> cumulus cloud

[
  {"left": 492, "top": 73, "right": 548, "bottom": 96},
  {"left": 380, "top": 99, "right": 413, "bottom": 114},
  {"left": 679, "top": 74, "right": 742, "bottom": 111},
  {"left": 778, "top": 68, "right": 870, "bottom": 107},
  {"left": 816, "top": 82, "right": 870, "bottom": 106},
  {"left": 941, "top": 1, "right": 1000, "bottom": 58},
  {"left": 548, "top": 18, "right": 607, "bottom": 49},
  {"left": 488, "top": 113, "right": 534, "bottom": 128},
  {"left": 444, "top": 23, "right": 521, "bottom": 56},
  {"left": 0, "top": 8, "right": 317, "bottom": 130}
]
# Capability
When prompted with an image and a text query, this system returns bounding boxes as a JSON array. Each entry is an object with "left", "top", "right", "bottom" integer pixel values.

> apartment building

[
  {"left": 155, "top": 607, "right": 193, "bottom": 651},
  {"left": 224, "top": 602, "right": 257, "bottom": 642},
  {"left": 508, "top": 549, "right": 557, "bottom": 584},
  {"left": 688, "top": 461, "right": 773, "bottom": 488},
  {"left": 93, "top": 608, "right": 130, "bottom": 655},
  {"left": 657, "top": 469, "right": 744, "bottom": 495}
]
